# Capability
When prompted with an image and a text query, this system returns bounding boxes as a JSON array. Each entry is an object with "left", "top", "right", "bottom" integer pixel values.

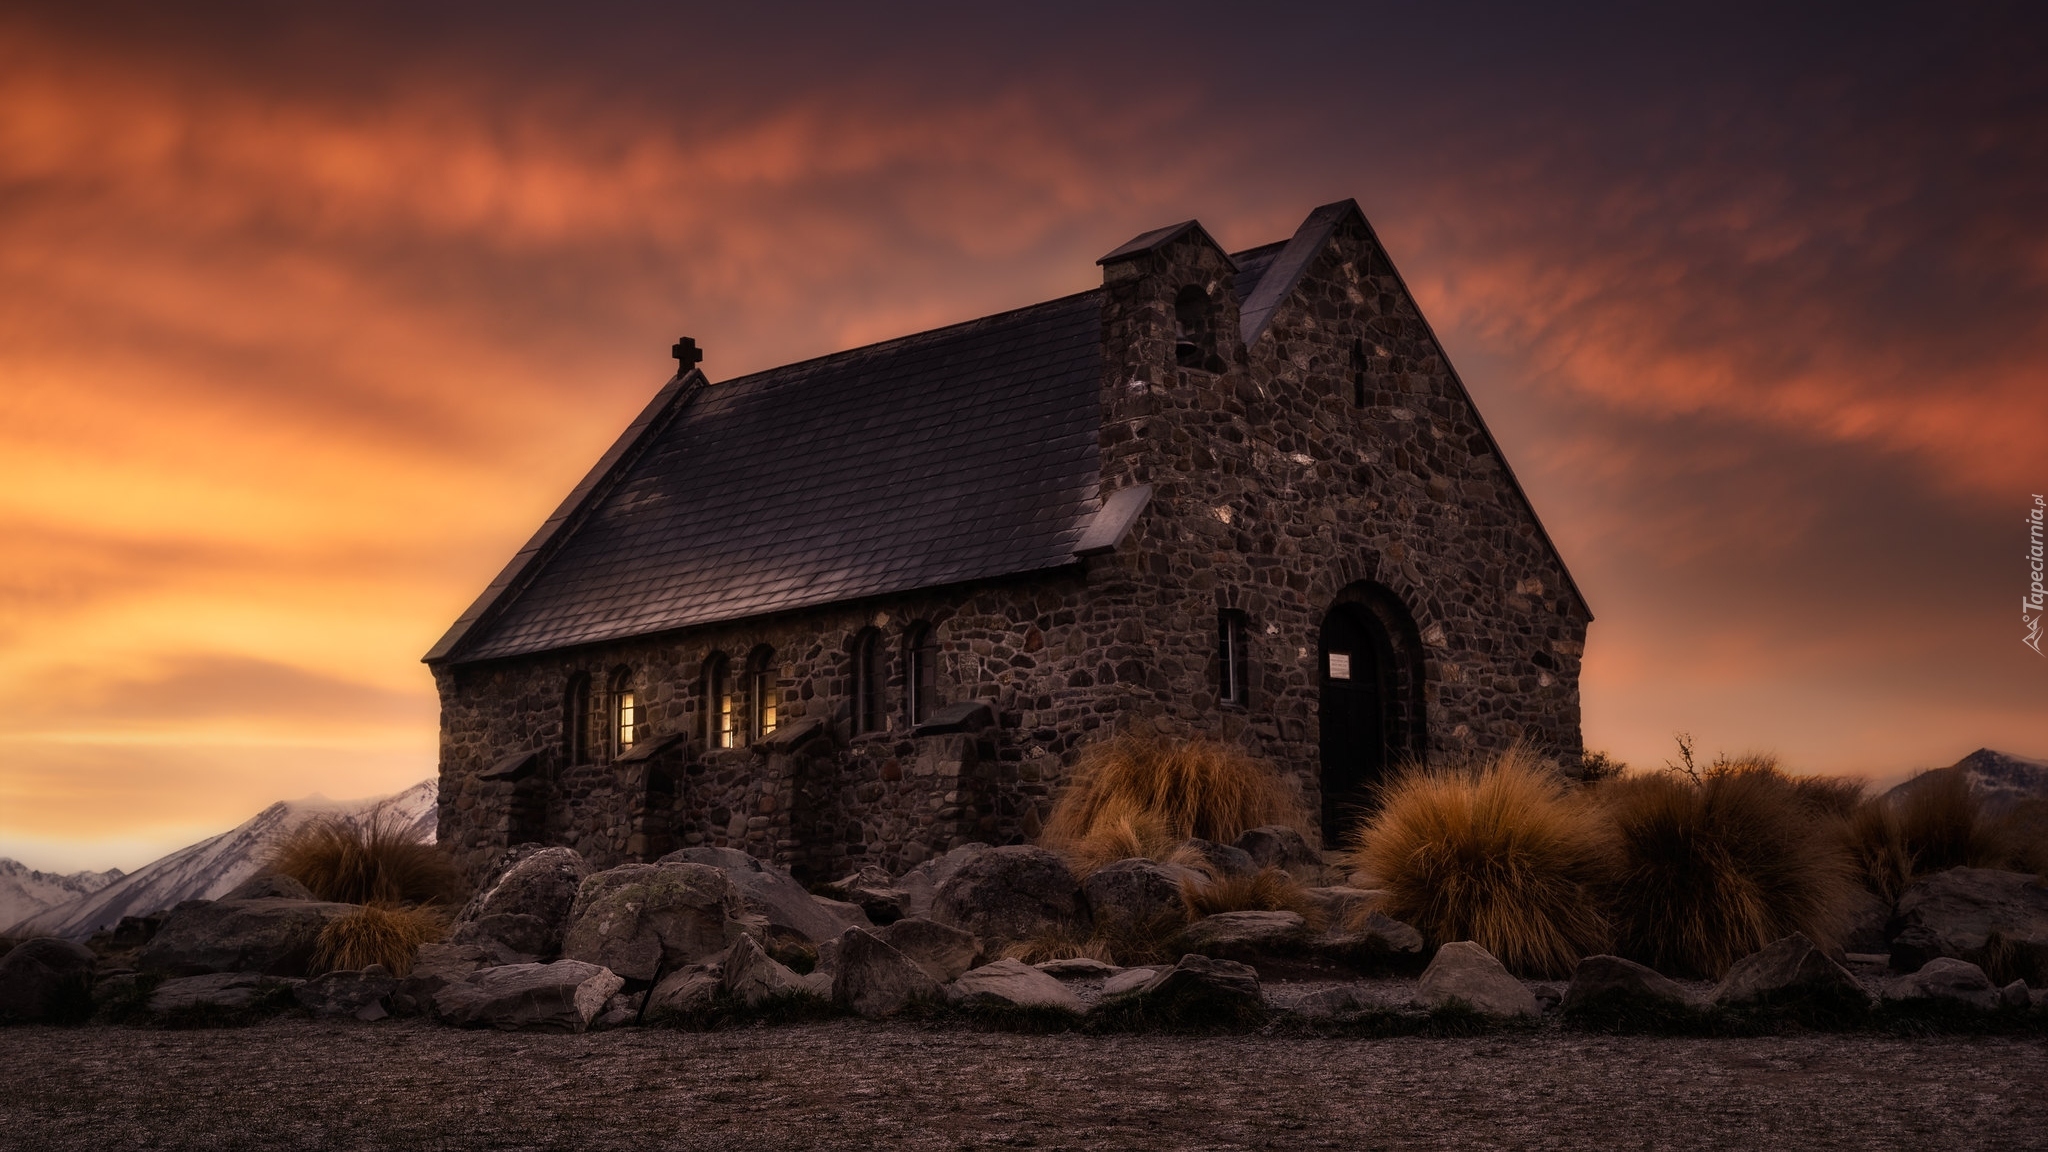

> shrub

[
  {"left": 1180, "top": 865, "right": 1325, "bottom": 928},
  {"left": 1346, "top": 749, "right": 1615, "bottom": 977},
  {"left": 311, "top": 903, "right": 447, "bottom": 976},
  {"left": 268, "top": 813, "right": 465, "bottom": 907},
  {"left": 1845, "top": 797, "right": 1915, "bottom": 903},
  {"left": 1598, "top": 760, "right": 1857, "bottom": 978},
  {"left": 1041, "top": 735, "right": 1313, "bottom": 873},
  {"left": 1892, "top": 769, "right": 2008, "bottom": 874}
]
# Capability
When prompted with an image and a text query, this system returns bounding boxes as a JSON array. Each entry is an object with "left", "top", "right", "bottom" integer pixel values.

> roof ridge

[{"left": 1239, "top": 200, "right": 1361, "bottom": 347}]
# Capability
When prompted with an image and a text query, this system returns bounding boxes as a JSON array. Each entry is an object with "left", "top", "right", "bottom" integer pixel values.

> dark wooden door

[{"left": 1319, "top": 604, "right": 1390, "bottom": 846}]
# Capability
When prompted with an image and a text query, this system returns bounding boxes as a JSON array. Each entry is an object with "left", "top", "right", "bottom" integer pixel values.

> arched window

[
  {"left": 747, "top": 646, "right": 778, "bottom": 742},
  {"left": 563, "top": 672, "right": 591, "bottom": 765},
  {"left": 702, "top": 652, "right": 734, "bottom": 750},
  {"left": 1174, "top": 285, "right": 1221, "bottom": 371},
  {"left": 1350, "top": 339, "right": 1368, "bottom": 408},
  {"left": 607, "top": 667, "right": 638, "bottom": 757},
  {"left": 852, "top": 627, "right": 884, "bottom": 735},
  {"left": 905, "top": 622, "right": 938, "bottom": 726},
  {"left": 1218, "top": 610, "right": 1251, "bottom": 707}
]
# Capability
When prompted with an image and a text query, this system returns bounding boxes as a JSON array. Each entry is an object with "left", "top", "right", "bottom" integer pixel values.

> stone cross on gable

[{"left": 672, "top": 337, "right": 704, "bottom": 373}]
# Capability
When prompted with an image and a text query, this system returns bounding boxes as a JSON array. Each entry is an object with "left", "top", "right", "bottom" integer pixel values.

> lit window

[
  {"left": 703, "top": 653, "right": 734, "bottom": 750},
  {"left": 748, "top": 646, "right": 777, "bottom": 741},
  {"left": 852, "top": 628, "right": 884, "bottom": 734},
  {"left": 608, "top": 668, "right": 638, "bottom": 756},
  {"left": 906, "top": 623, "right": 938, "bottom": 726},
  {"left": 1219, "top": 610, "right": 1251, "bottom": 707}
]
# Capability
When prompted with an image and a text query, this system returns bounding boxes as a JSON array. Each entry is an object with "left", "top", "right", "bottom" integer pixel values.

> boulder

[
  {"left": 1891, "top": 867, "right": 2048, "bottom": 980},
  {"left": 932, "top": 845, "right": 1088, "bottom": 944},
  {"left": 1173, "top": 839, "right": 1257, "bottom": 878},
  {"left": 1100, "top": 967, "right": 1158, "bottom": 997},
  {"left": 1714, "top": 933, "right": 1873, "bottom": 1012},
  {"left": 1234, "top": 826, "right": 1325, "bottom": 879},
  {"left": 1416, "top": 941, "right": 1540, "bottom": 1019},
  {"left": 946, "top": 958, "right": 1084, "bottom": 1012},
  {"left": 1290, "top": 986, "right": 1369, "bottom": 1017},
  {"left": 654, "top": 849, "right": 866, "bottom": 945},
  {"left": 643, "top": 962, "right": 723, "bottom": 1019},
  {"left": 224, "top": 873, "right": 316, "bottom": 901},
  {"left": 722, "top": 935, "right": 813, "bottom": 1006},
  {"left": 137, "top": 898, "right": 358, "bottom": 977},
  {"left": 1082, "top": 859, "right": 1197, "bottom": 931},
  {"left": 148, "top": 971, "right": 301, "bottom": 1014},
  {"left": 1176, "top": 911, "right": 1312, "bottom": 966},
  {"left": 1315, "top": 910, "right": 1426, "bottom": 968},
  {"left": 1303, "top": 886, "right": 1387, "bottom": 927},
  {"left": 1881, "top": 957, "right": 1999, "bottom": 1009},
  {"left": 898, "top": 843, "right": 991, "bottom": 920},
  {"left": 1126, "top": 954, "right": 1262, "bottom": 1020},
  {"left": 295, "top": 965, "right": 398, "bottom": 1020},
  {"left": 0, "top": 937, "right": 97, "bottom": 1023},
  {"left": 1838, "top": 886, "right": 1893, "bottom": 954},
  {"left": 1036, "top": 957, "right": 1120, "bottom": 979},
  {"left": 391, "top": 942, "right": 499, "bottom": 1016},
  {"left": 830, "top": 927, "right": 940, "bottom": 1018},
  {"left": 876, "top": 917, "right": 983, "bottom": 984},
  {"left": 590, "top": 989, "right": 646, "bottom": 1030},
  {"left": 559, "top": 863, "right": 749, "bottom": 982},
  {"left": 453, "top": 846, "right": 592, "bottom": 960},
  {"left": 1999, "top": 980, "right": 2031, "bottom": 1009},
  {"left": 432, "top": 960, "right": 624, "bottom": 1032},
  {"left": 1561, "top": 955, "right": 1692, "bottom": 1016},
  {"left": 820, "top": 866, "right": 908, "bottom": 924}
]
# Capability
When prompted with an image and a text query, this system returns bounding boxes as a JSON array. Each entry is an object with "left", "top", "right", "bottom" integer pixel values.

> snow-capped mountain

[
  {"left": 6, "top": 779, "right": 436, "bottom": 942},
  {"left": 0, "top": 860, "right": 125, "bottom": 936},
  {"left": 1885, "top": 748, "right": 2048, "bottom": 810}
]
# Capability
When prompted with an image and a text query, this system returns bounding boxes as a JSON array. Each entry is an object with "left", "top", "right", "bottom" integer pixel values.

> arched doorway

[{"left": 1317, "top": 583, "right": 1427, "bottom": 846}]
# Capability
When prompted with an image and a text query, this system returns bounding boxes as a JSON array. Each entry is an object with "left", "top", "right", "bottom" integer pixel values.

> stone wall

[{"left": 435, "top": 204, "right": 1589, "bottom": 882}]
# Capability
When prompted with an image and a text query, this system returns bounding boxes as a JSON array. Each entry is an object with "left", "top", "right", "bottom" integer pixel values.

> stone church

[{"left": 426, "top": 199, "right": 1591, "bottom": 883}]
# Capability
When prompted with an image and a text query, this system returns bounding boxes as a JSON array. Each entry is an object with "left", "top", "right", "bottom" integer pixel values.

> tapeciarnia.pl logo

[{"left": 2026, "top": 494, "right": 2045, "bottom": 656}]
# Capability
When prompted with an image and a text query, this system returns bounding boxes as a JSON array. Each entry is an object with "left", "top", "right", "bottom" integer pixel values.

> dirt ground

[{"left": 1, "top": 1019, "right": 2043, "bottom": 1151}]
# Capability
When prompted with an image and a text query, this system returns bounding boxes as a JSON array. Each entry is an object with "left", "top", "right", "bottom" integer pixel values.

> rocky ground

[{"left": 1, "top": 1017, "right": 2042, "bottom": 1151}]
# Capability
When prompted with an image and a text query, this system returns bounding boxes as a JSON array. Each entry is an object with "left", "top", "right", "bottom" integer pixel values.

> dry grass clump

[
  {"left": 1346, "top": 749, "right": 1615, "bottom": 977},
  {"left": 1891, "top": 769, "right": 2008, "bottom": 874},
  {"left": 311, "top": 903, "right": 447, "bottom": 976},
  {"left": 997, "top": 923, "right": 1116, "bottom": 965},
  {"left": 1845, "top": 798, "right": 1915, "bottom": 902},
  {"left": 268, "top": 814, "right": 464, "bottom": 907},
  {"left": 1042, "top": 735, "right": 1312, "bottom": 873},
  {"left": 1598, "top": 759, "right": 1857, "bottom": 978},
  {"left": 1180, "top": 865, "right": 1326, "bottom": 928}
]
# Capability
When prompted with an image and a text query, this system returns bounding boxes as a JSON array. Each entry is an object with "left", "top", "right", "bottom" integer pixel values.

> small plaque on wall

[{"left": 1328, "top": 652, "right": 1351, "bottom": 680}]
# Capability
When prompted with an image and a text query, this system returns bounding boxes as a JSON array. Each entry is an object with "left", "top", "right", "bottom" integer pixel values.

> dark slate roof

[
  {"left": 444, "top": 291, "right": 1105, "bottom": 663},
  {"left": 1239, "top": 200, "right": 1356, "bottom": 345}
]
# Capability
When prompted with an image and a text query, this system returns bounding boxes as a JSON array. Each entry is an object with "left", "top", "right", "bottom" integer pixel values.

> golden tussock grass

[
  {"left": 268, "top": 814, "right": 465, "bottom": 907},
  {"left": 1890, "top": 769, "right": 2009, "bottom": 874},
  {"left": 997, "top": 923, "right": 1117, "bottom": 965},
  {"left": 1040, "top": 735, "right": 1312, "bottom": 874},
  {"left": 311, "top": 903, "right": 448, "bottom": 976},
  {"left": 1597, "top": 759, "right": 1857, "bottom": 978},
  {"left": 1179, "top": 865, "right": 1326, "bottom": 929},
  {"left": 1346, "top": 748, "right": 1615, "bottom": 978}
]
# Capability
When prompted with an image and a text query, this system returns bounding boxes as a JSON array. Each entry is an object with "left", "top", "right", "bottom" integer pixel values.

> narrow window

[
  {"left": 703, "top": 652, "right": 734, "bottom": 749},
  {"left": 1219, "top": 610, "right": 1251, "bottom": 707},
  {"left": 852, "top": 627, "right": 884, "bottom": 734},
  {"left": 747, "top": 646, "right": 778, "bottom": 741},
  {"left": 563, "top": 672, "right": 591, "bottom": 765},
  {"left": 905, "top": 622, "right": 938, "bottom": 726},
  {"left": 608, "top": 668, "right": 638, "bottom": 756},
  {"left": 1350, "top": 340, "right": 1367, "bottom": 408},
  {"left": 1174, "top": 285, "right": 1220, "bottom": 371}
]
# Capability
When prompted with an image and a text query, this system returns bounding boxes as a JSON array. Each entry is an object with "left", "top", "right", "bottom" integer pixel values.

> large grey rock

[
  {"left": 1174, "top": 839, "right": 1257, "bottom": 879},
  {"left": 392, "top": 942, "right": 499, "bottom": 1016},
  {"left": 432, "top": 960, "right": 624, "bottom": 1032},
  {"left": 1714, "top": 933, "right": 1873, "bottom": 1010},
  {"left": 1881, "top": 957, "right": 1999, "bottom": 1009},
  {"left": 295, "top": 965, "right": 397, "bottom": 1020},
  {"left": 1416, "top": 941, "right": 1540, "bottom": 1018},
  {"left": 946, "top": 958, "right": 1084, "bottom": 1012},
  {"left": 655, "top": 849, "right": 867, "bottom": 945},
  {"left": 1315, "top": 910, "right": 1427, "bottom": 968},
  {"left": 643, "top": 962, "right": 723, "bottom": 1019},
  {"left": 877, "top": 917, "right": 983, "bottom": 983},
  {"left": 590, "top": 989, "right": 647, "bottom": 1031},
  {"left": 1891, "top": 867, "right": 2048, "bottom": 978},
  {"left": 0, "top": 937, "right": 97, "bottom": 1022},
  {"left": 1100, "top": 967, "right": 1159, "bottom": 997},
  {"left": 137, "top": 898, "right": 358, "bottom": 977},
  {"left": 898, "top": 843, "right": 991, "bottom": 920},
  {"left": 1127, "top": 954, "right": 1262, "bottom": 1018},
  {"left": 560, "top": 863, "right": 749, "bottom": 982},
  {"left": 932, "top": 845, "right": 1088, "bottom": 944},
  {"left": 722, "top": 935, "right": 813, "bottom": 1006},
  {"left": 820, "top": 865, "right": 908, "bottom": 924},
  {"left": 1233, "top": 826, "right": 1324, "bottom": 879},
  {"left": 830, "top": 927, "right": 940, "bottom": 1018},
  {"left": 1083, "top": 858, "right": 1197, "bottom": 930},
  {"left": 454, "top": 846, "right": 591, "bottom": 959},
  {"left": 224, "top": 873, "right": 316, "bottom": 901},
  {"left": 1562, "top": 955, "right": 1692, "bottom": 1015},
  {"left": 147, "top": 971, "right": 300, "bottom": 1014},
  {"left": 1176, "top": 911, "right": 1312, "bottom": 965},
  {"left": 1036, "top": 957, "right": 1120, "bottom": 979},
  {"left": 1303, "top": 886, "right": 1387, "bottom": 927}
]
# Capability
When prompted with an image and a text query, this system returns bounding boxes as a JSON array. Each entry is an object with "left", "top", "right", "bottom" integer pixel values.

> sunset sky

[{"left": 3, "top": 2, "right": 2045, "bottom": 871}]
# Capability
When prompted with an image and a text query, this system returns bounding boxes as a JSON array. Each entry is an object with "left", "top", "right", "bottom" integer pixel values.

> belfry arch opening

[{"left": 1317, "top": 582, "right": 1428, "bottom": 846}]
